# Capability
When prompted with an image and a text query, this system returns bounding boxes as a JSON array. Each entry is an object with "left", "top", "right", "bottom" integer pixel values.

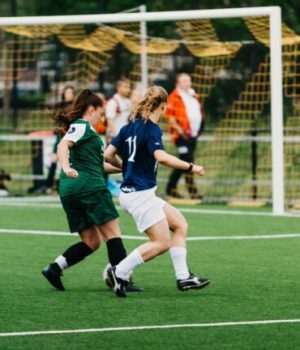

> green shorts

[{"left": 60, "top": 189, "right": 119, "bottom": 233}]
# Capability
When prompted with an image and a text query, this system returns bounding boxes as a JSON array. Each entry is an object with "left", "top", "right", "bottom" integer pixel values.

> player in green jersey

[{"left": 42, "top": 89, "right": 142, "bottom": 292}]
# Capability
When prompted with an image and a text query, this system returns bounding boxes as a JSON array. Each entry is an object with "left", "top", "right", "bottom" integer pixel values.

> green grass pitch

[{"left": 0, "top": 201, "right": 300, "bottom": 349}]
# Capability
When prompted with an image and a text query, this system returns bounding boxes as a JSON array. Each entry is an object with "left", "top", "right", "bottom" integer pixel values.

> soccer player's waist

[{"left": 121, "top": 183, "right": 157, "bottom": 193}]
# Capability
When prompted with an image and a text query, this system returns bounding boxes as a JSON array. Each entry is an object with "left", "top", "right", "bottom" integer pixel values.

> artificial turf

[{"left": 0, "top": 202, "right": 299, "bottom": 349}]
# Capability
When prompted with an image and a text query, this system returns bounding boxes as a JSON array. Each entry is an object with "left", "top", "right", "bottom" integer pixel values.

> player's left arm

[
  {"left": 154, "top": 149, "right": 205, "bottom": 176},
  {"left": 148, "top": 127, "right": 204, "bottom": 176}
]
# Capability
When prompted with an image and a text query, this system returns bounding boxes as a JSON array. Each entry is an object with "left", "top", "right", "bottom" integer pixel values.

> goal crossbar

[{"left": 0, "top": 7, "right": 281, "bottom": 25}]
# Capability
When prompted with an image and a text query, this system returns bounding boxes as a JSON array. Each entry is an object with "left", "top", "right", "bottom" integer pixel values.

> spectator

[
  {"left": 130, "top": 89, "right": 143, "bottom": 109},
  {"left": 94, "top": 92, "right": 107, "bottom": 136},
  {"left": 165, "top": 73, "right": 205, "bottom": 199},
  {"left": 59, "top": 86, "right": 75, "bottom": 108},
  {"left": 94, "top": 92, "right": 121, "bottom": 198},
  {"left": 106, "top": 78, "right": 132, "bottom": 143},
  {"left": 47, "top": 86, "right": 76, "bottom": 192}
]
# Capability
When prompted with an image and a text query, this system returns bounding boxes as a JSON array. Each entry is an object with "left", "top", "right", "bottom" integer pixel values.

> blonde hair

[{"left": 130, "top": 85, "right": 168, "bottom": 121}]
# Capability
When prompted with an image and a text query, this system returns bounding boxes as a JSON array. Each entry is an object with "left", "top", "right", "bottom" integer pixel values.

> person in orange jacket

[{"left": 165, "top": 73, "right": 205, "bottom": 199}]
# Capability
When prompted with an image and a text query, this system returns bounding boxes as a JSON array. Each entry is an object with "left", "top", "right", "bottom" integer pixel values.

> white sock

[
  {"left": 116, "top": 249, "right": 144, "bottom": 280},
  {"left": 55, "top": 255, "right": 68, "bottom": 271},
  {"left": 169, "top": 247, "right": 189, "bottom": 280}
]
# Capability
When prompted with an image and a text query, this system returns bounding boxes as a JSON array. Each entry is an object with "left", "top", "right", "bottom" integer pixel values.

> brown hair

[
  {"left": 52, "top": 89, "right": 103, "bottom": 136},
  {"left": 130, "top": 86, "right": 168, "bottom": 121}
]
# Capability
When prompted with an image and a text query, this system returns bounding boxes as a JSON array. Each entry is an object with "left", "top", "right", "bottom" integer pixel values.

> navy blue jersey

[{"left": 111, "top": 118, "right": 164, "bottom": 192}]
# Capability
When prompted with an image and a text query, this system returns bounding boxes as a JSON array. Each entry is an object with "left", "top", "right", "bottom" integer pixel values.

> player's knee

[
  {"left": 159, "top": 236, "right": 171, "bottom": 253},
  {"left": 175, "top": 218, "right": 188, "bottom": 236},
  {"left": 181, "top": 219, "right": 188, "bottom": 234},
  {"left": 83, "top": 237, "right": 100, "bottom": 251}
]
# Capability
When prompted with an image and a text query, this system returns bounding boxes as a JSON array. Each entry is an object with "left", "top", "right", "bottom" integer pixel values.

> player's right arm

[
  {"left": 154, "top": 149, "right": 204, "bottom": 176},
  {"left": 104, "top": 144, "right": 123, "bottom": 169},
  {"left": 57, "top": 140, "right": 78, "bottom": 178},
  {"left": 104, "top": 126, "right": 124, "bottom": 169}
]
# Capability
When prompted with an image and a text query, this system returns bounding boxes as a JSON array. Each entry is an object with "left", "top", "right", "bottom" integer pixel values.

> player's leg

[
  {"left": 87, "top": 189, "right": 127, "bottom": 268},
  {"left": 98, "top": 219, "right": 127, "bottom": 266},
  {"left": 42, "top": 225, "right": 100, "bottom": 291},
  {"left": 98, "top": 218, "right": 144, "bottom": 292},
  {"left": 108, "top": 219, "right": 171, "bottom": 297},
  {"left": 163, "top": 202, "right": 211, "bottom": 291}
]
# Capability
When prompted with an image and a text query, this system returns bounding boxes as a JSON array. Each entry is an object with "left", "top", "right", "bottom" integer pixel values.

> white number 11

[{"left": 126, "top": 136, "right": 137, "bottom": 162}]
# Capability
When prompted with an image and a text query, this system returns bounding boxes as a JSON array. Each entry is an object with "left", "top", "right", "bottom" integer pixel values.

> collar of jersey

[{"left": 77, "top": 118, "right": 96, "bottom": 133}]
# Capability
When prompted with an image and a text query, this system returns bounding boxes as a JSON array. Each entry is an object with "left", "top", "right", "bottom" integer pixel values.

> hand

[
  {"left": 192, "top": 165, "right": 205, "bottom": 176},
  {"left": 178, "top": 129, "right": 190, "bottom": 140},
  {"left": 63, "top": 167, "right": 79, "bottom": 178},
  {"left": 177, "top": 127, "right": 184, "bottom": 135}
]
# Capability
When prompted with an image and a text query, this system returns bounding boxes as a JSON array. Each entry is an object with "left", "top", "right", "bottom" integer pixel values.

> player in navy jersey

[{"left": 105, "top": 86, "right": 211, "bottom": 297}]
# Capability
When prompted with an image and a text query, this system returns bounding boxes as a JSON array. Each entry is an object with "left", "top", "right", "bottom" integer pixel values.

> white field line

[
  {"left": 1, "top": 319, "right": 300, "bottom": 337},
  {"left": 1, "top": 228, "right": 300, "bottom": 241},
  {"left": 0, "top": 196, "right": 60, "bottom": 202},
  {"left": 0, "top": 202, "right": 62, "bottom": 208},
  {"left": 1, "top": 199, "right": 300, "bottom": 217}
]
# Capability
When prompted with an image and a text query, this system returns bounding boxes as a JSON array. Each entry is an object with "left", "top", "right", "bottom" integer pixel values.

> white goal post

[{"left": 0, "top": 6, "right": 284, "bottom": 215}]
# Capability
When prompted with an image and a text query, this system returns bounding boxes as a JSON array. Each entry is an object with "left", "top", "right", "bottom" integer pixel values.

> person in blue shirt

[{"left": 105, "top": 85, "right": 211, "bottom": 297}]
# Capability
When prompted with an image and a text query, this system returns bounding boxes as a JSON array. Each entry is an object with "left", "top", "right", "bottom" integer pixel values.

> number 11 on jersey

[{"left": 126, "top": 136, "right": 137, "bottom": 162}]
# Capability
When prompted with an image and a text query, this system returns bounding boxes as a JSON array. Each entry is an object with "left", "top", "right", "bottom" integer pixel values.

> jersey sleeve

[
  {"left": 63, "top": 123, "right": 87, "bottom": 144},
  {"left": 106, "top": 99, "right": 118, "bottom": 120},
  {"left": 147, "top": 126, "right": 164, "bottom": 155}
]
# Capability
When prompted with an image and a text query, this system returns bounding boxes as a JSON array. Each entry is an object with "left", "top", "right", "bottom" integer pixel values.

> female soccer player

[
  {"left": 42, "top": 89, "right": 142, "bottom": 292},
  {"left": 105, "top": 86, "right": 211, "bottom": 297}
]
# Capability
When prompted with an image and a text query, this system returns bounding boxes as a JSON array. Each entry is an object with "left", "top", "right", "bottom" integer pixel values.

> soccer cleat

[
  {"left": 103, "top": 263, "right": 144, "bottom": 292},
  {"left": 124, "top": 281, "right": 144, "bottom": 292},
  {"left": 42, "top": 264, "right": 65, "bottom": 291},
  {"left": 177, "top": 273, "right": 211, "bottom": 291},
  {"left": 107, "top": 266, "right": 127, "bottom": 298}
]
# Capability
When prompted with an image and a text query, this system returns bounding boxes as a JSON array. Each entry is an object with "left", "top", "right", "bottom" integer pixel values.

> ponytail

[
  {"left": 130, "top": 86, "right": 168, "bottom": 122},
  {"left": 52, "top": 89, "right": 103, "bottom": 136}
]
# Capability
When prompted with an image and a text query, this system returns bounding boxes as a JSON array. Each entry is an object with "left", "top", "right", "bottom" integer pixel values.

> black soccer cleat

[
  {"left": 124, "top": 281, "right": 144, "bottom": 292},
  {"left": 177, "top": 273, "right": 211, "bottom": 291},
  {"left": 107, "top": 266, "right": 127, "bottom": 298},
  {"left": 42, "top": 264, "right": 65, "bottom": 291},
  {"left": 103, "top": 263, "right": 144, "bottom": 292}
]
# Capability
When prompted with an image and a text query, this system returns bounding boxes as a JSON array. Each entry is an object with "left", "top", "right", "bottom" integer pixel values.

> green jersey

[{"left": 59, "top": 119, "right": 106, "bottom": 197}]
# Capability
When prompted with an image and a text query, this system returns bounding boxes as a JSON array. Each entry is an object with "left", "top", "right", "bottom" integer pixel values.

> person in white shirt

[
  {"left": 165, "top": 73, "right": 205, "bottom": 199},
  {"left": 106, "top": 78, "right": 132, "bottom": 143}
]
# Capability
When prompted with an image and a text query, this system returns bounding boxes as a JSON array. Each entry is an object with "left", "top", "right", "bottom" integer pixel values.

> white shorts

[{"left": 119, "top": 187, "right": 166, "bottom": 233}]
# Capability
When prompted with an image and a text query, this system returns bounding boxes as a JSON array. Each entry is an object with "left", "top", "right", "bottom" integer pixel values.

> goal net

[{"left": 0, "top": 8, "right": 295, "bottom": 213}]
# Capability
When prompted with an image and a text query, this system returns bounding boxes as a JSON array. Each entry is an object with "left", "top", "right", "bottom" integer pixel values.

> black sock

[
  {"left": 50, "top": 262, "right": 63, "bottom": 273},
  {"left": 106, "top": 237, "right": 127, "bottom": 266},
  {"left": 60, "top": 241, "right": 93, "bottom": 268}
]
